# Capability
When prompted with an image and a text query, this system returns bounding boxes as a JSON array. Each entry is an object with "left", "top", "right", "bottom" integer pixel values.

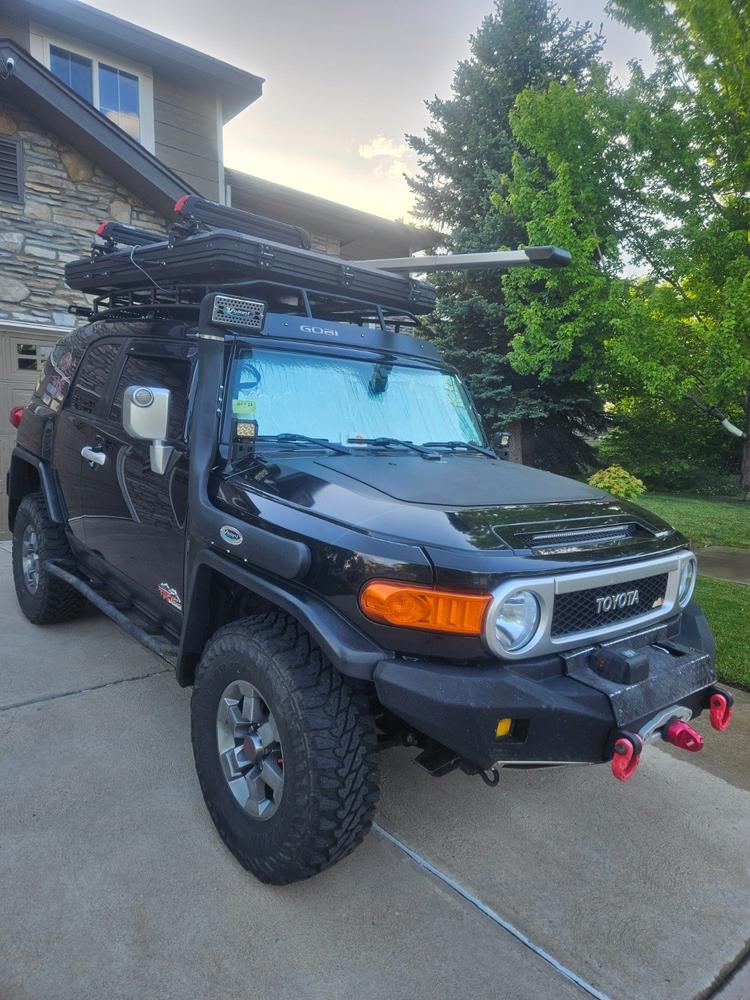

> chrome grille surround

[{"left": 483, "top": 550, "right": 696, "bottom": 660}]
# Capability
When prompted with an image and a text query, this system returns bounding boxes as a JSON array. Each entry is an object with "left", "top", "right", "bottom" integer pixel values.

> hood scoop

[{"left": 508, "top": 521, "right": 657, "bottom": 553}]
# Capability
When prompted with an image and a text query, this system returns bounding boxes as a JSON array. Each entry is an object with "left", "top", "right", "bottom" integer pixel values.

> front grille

[{"left": 550, "top": 573, "right": 669, "bottom": 638}]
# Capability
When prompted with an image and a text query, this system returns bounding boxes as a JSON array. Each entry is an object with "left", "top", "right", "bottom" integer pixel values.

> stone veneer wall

[{"left": 0, "top": 101, "right": 166, "bottom": 328}]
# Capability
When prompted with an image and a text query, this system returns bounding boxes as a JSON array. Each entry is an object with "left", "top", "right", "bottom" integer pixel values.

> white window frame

[{"left": 29, "top": 23, "right": 155, "bottom": 153}]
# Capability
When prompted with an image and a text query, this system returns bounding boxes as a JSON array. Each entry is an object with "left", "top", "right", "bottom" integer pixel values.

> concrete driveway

[{"left": 1, "top": 543, "right": 749, "bottom": 1000}]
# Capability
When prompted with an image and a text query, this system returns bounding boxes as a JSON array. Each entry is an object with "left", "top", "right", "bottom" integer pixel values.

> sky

[{"left": 88, "top": 0, "right": 653, "bottom": 221}]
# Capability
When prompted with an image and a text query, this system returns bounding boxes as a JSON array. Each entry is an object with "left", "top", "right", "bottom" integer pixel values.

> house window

[
  {"left": 48, "top": 44, "right": 142, "bottom": 141},
  {"left": 49, "top": 45, "right": 93, "bottom": 103},
  {"left": 32, "top": 27, "right": 155, "bottom": 151},
  {"left": 15, "top": 343, "right": 52, "bottom": 372},
  {"left": 99, "top": 64, "right": 140, "bottom": 139},
  {"left": 0, "top": 137, "right": 24, "bottom": 204}
]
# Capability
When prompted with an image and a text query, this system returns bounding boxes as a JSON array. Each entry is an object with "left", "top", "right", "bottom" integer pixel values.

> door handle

[{"left": 81, "top": 445, "right": 106, "bottom": 467}]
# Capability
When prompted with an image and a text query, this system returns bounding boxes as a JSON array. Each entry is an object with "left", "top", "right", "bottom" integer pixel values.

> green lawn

[
  {"left": 695, "top": 577, "right": 750, "bottom": 689},
  {"left": 637, "top": 494, "right": 750, "bottom": 549}
]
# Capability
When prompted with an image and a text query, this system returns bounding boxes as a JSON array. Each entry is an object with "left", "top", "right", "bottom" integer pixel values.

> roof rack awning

[{"left": 359, "top": 246, "right": 572, "bottom": 274}]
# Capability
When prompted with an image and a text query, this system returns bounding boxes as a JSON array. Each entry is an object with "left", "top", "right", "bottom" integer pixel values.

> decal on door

[{"left": 158, "top": 582, "right": 183, "bottom": 611}]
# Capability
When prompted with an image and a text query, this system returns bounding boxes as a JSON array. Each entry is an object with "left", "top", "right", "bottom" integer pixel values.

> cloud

[
  {"left": 358, "top": 135, "right": 409, "bottom": 161},
  {"left": 358, "top": 134, "right": 413, "bottom": 185}
]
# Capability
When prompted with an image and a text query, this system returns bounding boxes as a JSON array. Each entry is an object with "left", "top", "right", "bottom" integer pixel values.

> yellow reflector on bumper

[{"left": 495, "top": 718, "right": 512, "bottom": 738}]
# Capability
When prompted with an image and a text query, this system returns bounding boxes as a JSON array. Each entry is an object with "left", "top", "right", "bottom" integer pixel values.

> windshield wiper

[
  {"left": 260, "top": 433, "right": 352, "bottom": 454},
  {"left": 225, "top": 433, "right": 351, "bottom": 479},
  {"left": 255, "top": 432, "right": 352, "bottom": 455},
  {"left": 347, "top": 436, "right": 440, "bottom": 460},
  {"left": 422, "top": 440, "right": 497, "bottom": 459}
]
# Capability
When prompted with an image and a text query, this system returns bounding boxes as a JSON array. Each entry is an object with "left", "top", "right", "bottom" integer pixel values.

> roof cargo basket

[{"left": 174, "top": 195, "right": 312, "bottom": 250}]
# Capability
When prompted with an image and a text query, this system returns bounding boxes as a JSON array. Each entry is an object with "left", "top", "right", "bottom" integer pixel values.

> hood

[
  {"left": 312, "top": 453, "right": 604, "bottom": 506},
  {"left": 220, "top": 452, "right": 682, "bottom": 562}
]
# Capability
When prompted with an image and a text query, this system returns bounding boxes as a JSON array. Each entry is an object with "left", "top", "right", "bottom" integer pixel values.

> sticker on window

[{"left": 233, "top": 397, "right": 257, "bottom": 417}]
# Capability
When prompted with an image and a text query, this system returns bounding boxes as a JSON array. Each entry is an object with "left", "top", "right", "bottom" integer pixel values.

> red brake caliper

[
  {"left": 611, "top": 733, "right": 643, "bottom": 782},
  {"left": 709, "top": 691, "right": 734, "bottom": 732}
]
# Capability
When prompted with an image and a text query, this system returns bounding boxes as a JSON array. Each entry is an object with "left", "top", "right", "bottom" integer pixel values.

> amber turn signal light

[{"left": 359, "top": 580, "right": 491, "bottom": 635}]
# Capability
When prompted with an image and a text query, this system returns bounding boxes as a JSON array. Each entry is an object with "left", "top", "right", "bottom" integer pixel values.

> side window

[
  {"left": 110, "top": 354, "right": 192, "bottom": 440},
  {"left": 68, "top": 342, "right": 123, "bottom": 415}
]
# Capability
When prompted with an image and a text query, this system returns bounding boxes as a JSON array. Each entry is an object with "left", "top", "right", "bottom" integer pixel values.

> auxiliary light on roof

[{"left": 211, "top": 295, "right": 266, "bottom": 331}]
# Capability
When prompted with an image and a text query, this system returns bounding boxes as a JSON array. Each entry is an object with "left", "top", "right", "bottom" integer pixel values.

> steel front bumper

[{"left": 373, "top": 606, "right": 729, "bottom": 773}]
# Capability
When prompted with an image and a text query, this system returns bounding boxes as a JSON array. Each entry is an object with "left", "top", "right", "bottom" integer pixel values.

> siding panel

[
  {"left": 153, "top": 75, "right": 220, "bottom": 202},
  {"left": 153, "top": 77, "right": 216, "bottom": 118},
  {"left": 0, "top": 14, "right": 30, "bottom": 48},
  {"left": 155, "top": 144, "right": 220, "bottom": 185},
  {"left": 154, "top": 100, "right": 216, "bottom": 140},
  {"left": 154, "top": 122, "right": 219, "bottom": 162}
]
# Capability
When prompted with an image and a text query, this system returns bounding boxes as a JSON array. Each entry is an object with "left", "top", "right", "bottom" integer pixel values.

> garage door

[{"left": 0, "top": 324, "right": 62, "bottom": 541}]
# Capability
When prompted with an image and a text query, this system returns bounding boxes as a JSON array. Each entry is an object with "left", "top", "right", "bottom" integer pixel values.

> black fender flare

[
  {"left": 7, "top": 446, "right": 64, "bottom": 530},
  {"left": 175, "top": 549, "right": 387, "bottom": 686}
]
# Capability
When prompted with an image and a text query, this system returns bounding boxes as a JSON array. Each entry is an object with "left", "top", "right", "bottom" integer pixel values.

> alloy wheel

[
  {"left": 21, "top": 524, "right": 40, "bottom": 594},
  {"left": 216, "top": 679, "right": 285, "bottom": 820}
]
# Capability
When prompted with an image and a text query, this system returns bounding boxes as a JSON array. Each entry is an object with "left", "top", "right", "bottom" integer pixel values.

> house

[{"left": 0, "top": 0, "right": 430, "bottom": 536}]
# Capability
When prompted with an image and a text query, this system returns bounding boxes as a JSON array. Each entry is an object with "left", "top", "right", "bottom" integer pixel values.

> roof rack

[
  {"left": 68, "top": 277, "right": 423, "bottom": 333},
  {"left": 66, "top": 196, "right": 570, "bottom": 324}
]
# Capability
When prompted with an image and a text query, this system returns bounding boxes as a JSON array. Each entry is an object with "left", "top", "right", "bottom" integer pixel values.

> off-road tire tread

[
  {"left": 12, "top": 492, "right": 86, "bottom": 624},
  {"left": 192, "top": 610, "right": 380, "bottom": 884}
]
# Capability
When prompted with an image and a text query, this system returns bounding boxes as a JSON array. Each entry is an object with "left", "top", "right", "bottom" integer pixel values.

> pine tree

[{"left": 406, "top": 0, "right": 605, "bottom": 470}]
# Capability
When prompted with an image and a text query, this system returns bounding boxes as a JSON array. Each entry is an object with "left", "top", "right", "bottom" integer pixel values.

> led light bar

[{"left": 211, "top": 295, "right": 266, "bottom": 331}]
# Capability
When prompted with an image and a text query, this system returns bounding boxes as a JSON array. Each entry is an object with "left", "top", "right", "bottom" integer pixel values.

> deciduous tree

[{"left": 499, "top": 0, "right": 750, "bottom": 495}]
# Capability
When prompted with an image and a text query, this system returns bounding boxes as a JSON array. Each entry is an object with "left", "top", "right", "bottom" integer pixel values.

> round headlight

[
  {"left": 494, "top": 590, "right": 541, "bottom": 652},
  {"left": 678, "top": 555, "right": 697, "bottom": 607}
]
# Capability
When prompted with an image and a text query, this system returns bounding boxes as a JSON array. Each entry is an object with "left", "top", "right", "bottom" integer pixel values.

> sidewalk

[{"left": 696, "top": 546, "right": 750, "bottom": 585}]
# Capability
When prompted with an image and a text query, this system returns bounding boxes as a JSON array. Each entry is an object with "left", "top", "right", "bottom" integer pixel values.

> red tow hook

[
  {"left": 663, "top": 718, "right": 704, "bottom": 752},
  {"left": 611, "top": 733, "right": 643, "bottom": 782},
  {"left": 709, "top": 689, "right": 734, "bottom": 732}
]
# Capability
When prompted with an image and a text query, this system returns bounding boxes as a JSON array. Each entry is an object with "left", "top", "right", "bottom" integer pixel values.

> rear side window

[
  {"left": 68, "top": 342, "right": 123, "bottom": 414},
  {"left": 110, "top": 354, "right": 192, "bottom": 439}
]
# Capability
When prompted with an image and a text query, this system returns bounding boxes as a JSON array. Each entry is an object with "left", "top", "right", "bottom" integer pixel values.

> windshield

[{"left": 228, "top": 347, "right": 484, "bottom": 446}]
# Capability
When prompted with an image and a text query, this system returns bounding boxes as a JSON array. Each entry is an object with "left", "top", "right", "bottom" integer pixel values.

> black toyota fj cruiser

[{"left": 7, "top": 197, "right": 734, "bottom": 884}]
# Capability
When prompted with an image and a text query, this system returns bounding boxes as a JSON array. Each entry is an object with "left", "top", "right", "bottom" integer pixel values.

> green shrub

[
  {"left": 588, "top": 465, "right": 646, "bottom": 500},
  {"left": 596, "top": 397, "right": 742, "bottom": 496}
]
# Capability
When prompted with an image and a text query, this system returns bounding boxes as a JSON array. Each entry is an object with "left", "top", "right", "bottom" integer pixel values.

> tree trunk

[
  {"left": 506, "top": 420, "right": 524, "bottom": 463},
  {"left": 505, "top": 419, "right": 537, "bottom": 465}
]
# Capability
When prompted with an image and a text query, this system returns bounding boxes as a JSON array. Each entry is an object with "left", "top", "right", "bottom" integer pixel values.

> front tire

[
  {"left": 191, "top": 611, "right": 380, "bottom": 884},
  {"left": 12, "top": 493, "right": 86, "bottom": 624}
]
